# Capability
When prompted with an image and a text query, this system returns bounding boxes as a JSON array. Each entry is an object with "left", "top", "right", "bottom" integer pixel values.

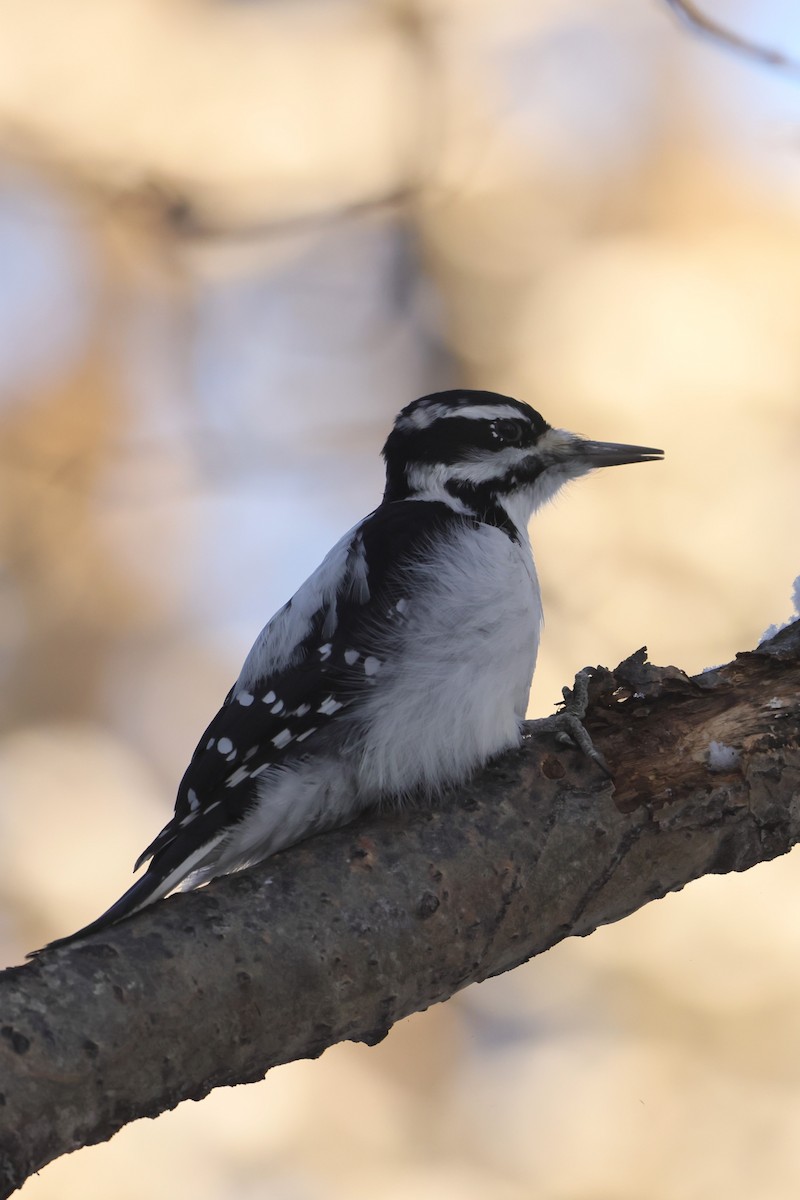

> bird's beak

[
  {"left": 520, "top": 428, "right": 664, "bottom": 492},
  {"left": 571, "top": 439, "right": 664, "bottom": 468}
]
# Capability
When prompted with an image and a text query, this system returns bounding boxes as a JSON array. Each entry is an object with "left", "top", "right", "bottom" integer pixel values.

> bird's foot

[{"left": 527, "top": 667, "right": 611, "bottom": 777}]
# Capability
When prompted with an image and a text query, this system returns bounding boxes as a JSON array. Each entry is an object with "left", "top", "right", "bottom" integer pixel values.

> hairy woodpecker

[{"left": 39, "top": 389, "right": 662, "bottom": 951}]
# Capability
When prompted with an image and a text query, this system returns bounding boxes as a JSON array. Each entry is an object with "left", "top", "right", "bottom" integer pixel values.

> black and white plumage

[{"left": 40, "top": 390, "right": 663, "bottom": 951}]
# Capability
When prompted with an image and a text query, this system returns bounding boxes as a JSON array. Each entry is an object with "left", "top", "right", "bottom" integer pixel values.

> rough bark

[{"left": 1, "top": 622, "right": 799, "bottom": 1196}]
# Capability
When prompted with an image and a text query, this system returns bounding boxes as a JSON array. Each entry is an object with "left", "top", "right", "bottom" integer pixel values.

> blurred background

[{"left": 1, "top": 0, "right": 799, "bottom": 1196}]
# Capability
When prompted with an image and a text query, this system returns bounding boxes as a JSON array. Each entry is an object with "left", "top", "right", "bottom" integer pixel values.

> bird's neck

[{"left": 384, "top": 465, "right": 533, "bottom": 544}]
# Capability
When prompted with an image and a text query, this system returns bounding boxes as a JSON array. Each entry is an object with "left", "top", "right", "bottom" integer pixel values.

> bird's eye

[{"left": 494, "top": 419, "right": 524, "bottom": 444}]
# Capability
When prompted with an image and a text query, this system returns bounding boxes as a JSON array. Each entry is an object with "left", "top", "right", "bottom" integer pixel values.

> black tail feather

[
  {"left": 29, "top": 871, "right": 167, "bottom": 956},
  {"left": 30, "top": 805, "right": 231, "bottom": 956}
]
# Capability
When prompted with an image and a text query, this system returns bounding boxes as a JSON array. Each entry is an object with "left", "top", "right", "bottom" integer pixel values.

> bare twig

[{"left": 663, "top": 0, "right": 800, "bottom": 77}]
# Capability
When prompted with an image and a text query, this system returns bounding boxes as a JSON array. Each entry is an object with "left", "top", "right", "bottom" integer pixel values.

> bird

[{"left": 38, "top": 389, "right": 663, "bottom": 952}]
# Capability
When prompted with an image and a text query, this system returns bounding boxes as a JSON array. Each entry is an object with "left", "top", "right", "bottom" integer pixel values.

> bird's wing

[
  {"left": 138, "top": 499, "right": 464, "bottom": 873},
  {"left": 34, "top": 501, "right": 464, "bottom": 953}
]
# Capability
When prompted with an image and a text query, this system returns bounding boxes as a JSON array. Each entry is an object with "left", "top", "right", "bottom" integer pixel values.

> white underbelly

[{"left": 353, "top": 522, "right": 542, "bottom": 796}]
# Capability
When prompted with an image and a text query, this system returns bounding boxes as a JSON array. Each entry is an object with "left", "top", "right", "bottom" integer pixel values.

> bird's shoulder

[{"left": 238, "top": 498, "right": 471, "bottom": 686}]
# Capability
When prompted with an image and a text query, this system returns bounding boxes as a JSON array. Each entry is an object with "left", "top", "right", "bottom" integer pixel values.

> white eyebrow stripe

[
  {"left": 399, "top": 403, "right": 527, "bottom": 430},
  {"left": 439, "top": 405, "right": 526, "bottom": 422}
]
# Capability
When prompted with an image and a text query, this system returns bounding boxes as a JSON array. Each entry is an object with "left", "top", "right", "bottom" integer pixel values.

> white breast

[
  {"left": 352, "top": 521, "right": 542, "bottom": 797},
  {"left": 205, "top": 521, "right": 542, "bottom": 879}
]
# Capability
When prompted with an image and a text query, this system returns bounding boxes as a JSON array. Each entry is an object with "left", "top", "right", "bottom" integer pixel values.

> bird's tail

[
  {"left": 29, "top": 831, "right": 227, "bottom": 955},
  {"left": 29, "top": 872, "right": 175, "bottom": 955}
]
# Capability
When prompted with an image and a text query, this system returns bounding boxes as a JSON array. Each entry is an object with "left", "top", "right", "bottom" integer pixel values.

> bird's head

[{"left": 382, "top": 389, "right": 663, "bottom": 533}]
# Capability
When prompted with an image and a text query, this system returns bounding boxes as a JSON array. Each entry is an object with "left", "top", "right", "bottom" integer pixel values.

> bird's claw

[{"left": 530, "top": 666, "right": 612, "bottom": 777}]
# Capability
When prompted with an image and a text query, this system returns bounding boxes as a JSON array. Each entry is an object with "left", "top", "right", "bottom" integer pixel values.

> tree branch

[{"left": 1, "top": 622, "right": 799, "bottom": 1196}]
